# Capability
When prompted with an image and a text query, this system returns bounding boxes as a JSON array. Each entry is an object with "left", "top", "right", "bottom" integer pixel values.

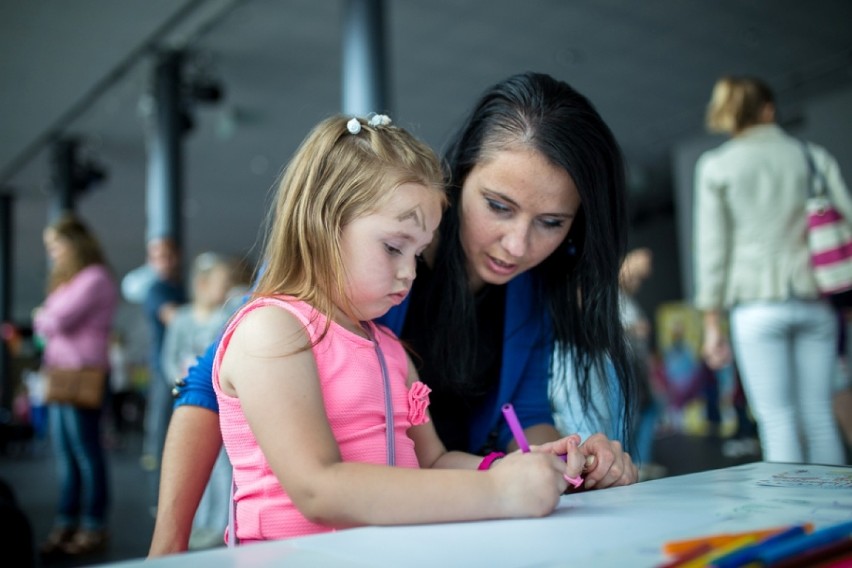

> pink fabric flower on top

[{"left": 408, "top": 381, "right": 432, "bottom": 426}]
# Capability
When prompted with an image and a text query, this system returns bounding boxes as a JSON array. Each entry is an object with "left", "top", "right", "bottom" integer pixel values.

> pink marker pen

[{"left": 501, "top": 403, "right": 584, "bottom": 488}]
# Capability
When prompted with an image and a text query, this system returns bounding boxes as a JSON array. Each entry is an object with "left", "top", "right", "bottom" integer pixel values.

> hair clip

[
  {"left": 346, "top": 117, "right": 362, "bottom": 134},
  {"left": 368, "top": 113, "right": 392, "bottom": 127}
]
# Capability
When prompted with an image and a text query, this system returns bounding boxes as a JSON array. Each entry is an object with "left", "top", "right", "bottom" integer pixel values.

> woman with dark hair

[
  {"left": 387, "top": 72, "right": 634, "bottom": 453},
  {"left": 34, "top": 214, "right": 118, "bottom": 557},
  {"left": 150, "top": 72, "right": 637, "bottom": 556}
]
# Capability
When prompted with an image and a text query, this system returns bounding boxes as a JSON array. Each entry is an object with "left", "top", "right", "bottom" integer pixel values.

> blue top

[{"left": 174, "top": 272, "right": 555, "bottom": 453}]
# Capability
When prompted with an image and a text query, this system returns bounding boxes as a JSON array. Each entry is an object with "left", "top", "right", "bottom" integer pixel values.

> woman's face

[
  {"left": 459, "top": 147, "right": 580, "bottom": 292},
  {"left": 43, "top": 229, "right": 72, "bottom": 267}
]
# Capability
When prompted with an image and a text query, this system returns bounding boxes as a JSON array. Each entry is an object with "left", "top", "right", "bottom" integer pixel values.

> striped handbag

[{"left": 803, "top": 142, "right": 852, "bottom": 298}]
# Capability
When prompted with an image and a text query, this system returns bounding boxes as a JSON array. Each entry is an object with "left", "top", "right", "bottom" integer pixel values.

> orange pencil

[
  {"left": 662, "top": 523, "right": 814, "bottom": 557},
  {"left": 657, "top": 543, "right": 714, "bottom": 568}
]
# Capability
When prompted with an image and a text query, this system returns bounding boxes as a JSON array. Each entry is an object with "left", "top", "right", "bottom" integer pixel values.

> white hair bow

[
  {"left": 368, "top": 114, "right": 392, "bottom": 127},
  {"left": 346, "top": 117, "right": 362, "bottom": 134}
]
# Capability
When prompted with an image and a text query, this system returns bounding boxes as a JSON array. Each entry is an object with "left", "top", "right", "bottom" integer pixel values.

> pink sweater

[
  {"left": 213, "top": 296, "right": 429, "bottom": 541},
  {"left": 34, "top": 264, "right": 118, "bottom": 369}
]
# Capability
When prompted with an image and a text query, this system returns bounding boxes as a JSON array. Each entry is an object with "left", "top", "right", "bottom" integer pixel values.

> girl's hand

[
  {"left": 531, "top": 434, "right": 585, "bottom": 483},
  {"left": 488, "top": 451, "right": 568, "bottom": 517}
]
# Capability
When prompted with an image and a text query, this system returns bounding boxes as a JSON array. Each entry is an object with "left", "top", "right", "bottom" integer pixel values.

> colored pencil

[
  {"left": 662, "top": 524, "right": 814, "bottom": 557},
  {"left": 755, "top": 520, "right": 852, "bottom": 565},
  {"left": 657, "top": 543, "right": 714, "bottom": 568},
  {"left": 677, "top": 535, "right": 758, "bottom": 568},
  {"left": 710, "top": 524, "right": 811, "bottom": 568},
  {"left": 767, "top": 536, "right": 852, "bottom": 568}
]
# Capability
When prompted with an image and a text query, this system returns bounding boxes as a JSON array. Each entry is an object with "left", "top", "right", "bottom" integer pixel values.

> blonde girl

[{"left": 213, "top": 115, "right": 584, "bottom": 542}]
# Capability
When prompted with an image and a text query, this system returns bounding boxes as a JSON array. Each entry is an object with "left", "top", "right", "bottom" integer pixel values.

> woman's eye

[
  {"left": 486, "top": 198, "right": 510, "bottom": 213},
  {"left": 384, "top": 243, "right": 402, "bottom": 256},
  {"left": 539, "top": 218, "right": 565, "bottom": 230}
]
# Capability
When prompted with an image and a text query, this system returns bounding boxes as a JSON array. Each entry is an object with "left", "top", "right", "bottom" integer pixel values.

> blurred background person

[
  {"left": 160, "top": 251, "right": 234, "bottom": 549},
  {"left": 694, "top": 75, "right": 849, "bottom": 465},
  {"left": 139, "top": 236, "right": 185, "bottom": 514},
  {"left": 619, "top": 247, "right": 666, "bottom": 479},
  {"left": 103, "top": 331, "right": 131, "bottom": 449},
  {"left": 33, "top": 214, "right": 119, "bottom": 557}
]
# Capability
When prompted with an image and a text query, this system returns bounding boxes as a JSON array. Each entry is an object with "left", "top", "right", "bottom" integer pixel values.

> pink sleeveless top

[{"left": 212, "top": 295, "right": 430, "bottom": 541}]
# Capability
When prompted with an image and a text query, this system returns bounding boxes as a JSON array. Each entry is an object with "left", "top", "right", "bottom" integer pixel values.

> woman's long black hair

[{"left": 425, "top": 72, "right": 635, "bottom": 446}]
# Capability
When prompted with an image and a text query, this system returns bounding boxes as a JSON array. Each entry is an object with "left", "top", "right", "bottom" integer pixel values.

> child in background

[
  {"left": 161, "top": 252, "right": 235, "bottom": 548},
  {"left": 618, "top": 248, "right": 666, "bottom": 479},
  {"left": 214, "top": 114, "right": 584, "bottom": 542},
  {"left": 161, "top": 252, "right": 234, "bottom": 389}
]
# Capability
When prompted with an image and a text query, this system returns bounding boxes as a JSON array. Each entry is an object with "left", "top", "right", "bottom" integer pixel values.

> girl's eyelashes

[
  {"left": 386, "top": 241, "right": 431, "bottom": 260},
  {"left": 383, "top": 243, "right": 402, "bottom": 256}
]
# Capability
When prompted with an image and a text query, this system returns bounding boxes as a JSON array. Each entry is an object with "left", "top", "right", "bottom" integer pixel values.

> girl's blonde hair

[
  {"left": 705, "top": 75, "right": 775, "bottom": 134},
  {"left": 45, "top": 214, "right": 109, "bottom": 292},
  {"left": 255, "top": 115, "right": 445, "bottom": 328}
]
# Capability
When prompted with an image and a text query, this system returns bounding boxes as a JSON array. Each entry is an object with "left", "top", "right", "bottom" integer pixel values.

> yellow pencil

[{"left": 678, "top": 535, "right": 758, "bottom": 568}]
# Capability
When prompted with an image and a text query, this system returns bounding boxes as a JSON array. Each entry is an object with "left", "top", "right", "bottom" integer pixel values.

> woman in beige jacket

[{"left": 694, "top": 76, "right": 848, "bottom": 465}]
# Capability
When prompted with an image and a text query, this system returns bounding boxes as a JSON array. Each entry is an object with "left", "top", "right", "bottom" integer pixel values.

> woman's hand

[
  {"left": 576, "top": 433, "right": 637, "bottom": 489},
  {"left": 702, "top": 321, "right": 732, "bottom": 370},
  {"left": 488, "top": 451, "right": 568, "bottom": 517}
]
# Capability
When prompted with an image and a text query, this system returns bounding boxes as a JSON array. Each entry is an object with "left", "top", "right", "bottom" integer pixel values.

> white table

[{"left": 117, "top": 462, "right": 852, "bottom": 567}]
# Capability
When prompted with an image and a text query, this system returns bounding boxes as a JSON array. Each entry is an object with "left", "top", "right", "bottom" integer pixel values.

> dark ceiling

[{"left": 3, "top": 0, "right": 852, "bottom": 321}]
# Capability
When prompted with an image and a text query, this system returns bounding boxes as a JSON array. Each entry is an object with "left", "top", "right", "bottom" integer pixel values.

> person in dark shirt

[{"left": 139, "top": 236, "right": 186, "bottom": 513}]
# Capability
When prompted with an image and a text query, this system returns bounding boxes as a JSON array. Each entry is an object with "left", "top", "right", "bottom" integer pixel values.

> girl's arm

[{"left": 219, "top": 306, "right": 572, "bottom": 528}]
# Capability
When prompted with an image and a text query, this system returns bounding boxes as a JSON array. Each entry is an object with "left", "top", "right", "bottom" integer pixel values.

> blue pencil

[
  {"left": 709, "top": 525, "right": 809, "bottom": 568},
  {"left": 754, "top": 519, "right": 852, "bottom": 565},
  {"left": 769, "top": 537, "right": 852, "bottom": 568}
]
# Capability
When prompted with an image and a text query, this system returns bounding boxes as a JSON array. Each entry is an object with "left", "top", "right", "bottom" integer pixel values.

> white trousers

[{"left": 730, "top": 300, "right": 845, "bottom": 464}]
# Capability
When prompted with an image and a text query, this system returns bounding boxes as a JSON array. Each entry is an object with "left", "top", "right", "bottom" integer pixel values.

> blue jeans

[{"left": 49, "top": 403, "right": 109, "bottom": 530}]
